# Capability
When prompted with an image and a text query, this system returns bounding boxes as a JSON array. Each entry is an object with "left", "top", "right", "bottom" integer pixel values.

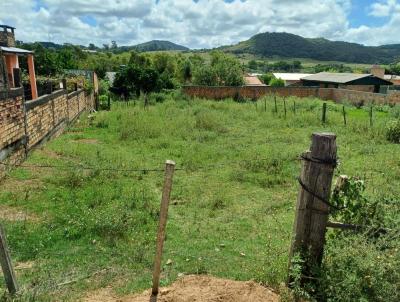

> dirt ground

[{"left": 84, "top": 275, "right": 279, "bottom": 302}]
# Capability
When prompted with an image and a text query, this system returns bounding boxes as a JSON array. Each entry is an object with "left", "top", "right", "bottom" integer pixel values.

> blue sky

[{"left": 1, "top": 0, "right": 400, "bottom": 48}]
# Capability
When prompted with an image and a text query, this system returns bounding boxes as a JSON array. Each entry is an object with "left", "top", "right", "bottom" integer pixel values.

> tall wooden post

[
  {"left": 274, "top": 95, "right": 278, "bottom": 114},
  {"left": 322, "top": 103, "right": 327, "bottom": 124},
  {"left": 369, "top": 106, "right": 373, "bottom": 127},
  {"left": 342, "top": 106, "right": 347, "bottom": 126},
  {"left": 288, "top": 133, "right": 337, "bottom": 284},
  {"left": 284, "top": 98, "right": 287, "bottom": 119},
  {"left": 151, "top": 160, "right": 176, "bottom": 298},
  {"left": 0, "top": 225, "right": 18, "bottom": 295}
]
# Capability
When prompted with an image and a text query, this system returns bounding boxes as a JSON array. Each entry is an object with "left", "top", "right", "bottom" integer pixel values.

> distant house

[
  {"left": 273, "top": 73, "right": 313, "bottom": 86},
  {"left": 244, "top": 75, "right": 265, "bottom": 86},
  {"left": 301, "top": 72, "right": 393, "bottom": 93}
]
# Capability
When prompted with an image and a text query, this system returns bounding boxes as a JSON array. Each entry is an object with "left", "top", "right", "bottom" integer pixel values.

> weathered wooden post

[
  {"left": 151, "top": 160, "right": 176, "bottom": 299},
  {"left": 274, "top": 95, "right": 278, "bottom": 114},
  {"left": 288, "top": 133, "right": 337, "bottom": 285},
  {"left": 264, "top": 98, "right": 267, "bottom": 112},
  {"left": 293, "top": 101, "right": 296, "bottom": 115},
  {"left": 342, "top": 106, "right": 347, "bottom": 126},
  {"left": 322, "top": 103, "right": 327, "bottom": 124},
  {"left": 0, "top": 225, "right": 18, "bottom": 295},
  {"left": 284, "top": 98, "right": 287, "bottom": 119},
  {"left": 369, "top": 105, "right": 373, "bottom": 127}
]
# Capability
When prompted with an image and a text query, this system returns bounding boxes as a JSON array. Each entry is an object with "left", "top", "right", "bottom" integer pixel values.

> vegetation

[
  {"left": 222, "top": 32, "right": 400, "bottom": 64},
  {"left": 0, "top": 93, "right": 399, "bottom": 301},
  {"left": 192, "top": 51, "right": 244, "bottom": 86}
]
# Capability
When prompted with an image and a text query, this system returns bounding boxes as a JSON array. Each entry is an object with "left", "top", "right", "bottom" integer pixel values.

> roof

[
  {"left": 301, "top": 72, "right": 376, "bottom": 84},
  {"left": 244, "top": 76, "right": 265, "bottom": 86},
  {"left": 0, "top": 46, "right": 33, "bottom": 54},
  {"left": 273, "top": 73, "right": 313, "bottom": 81}
]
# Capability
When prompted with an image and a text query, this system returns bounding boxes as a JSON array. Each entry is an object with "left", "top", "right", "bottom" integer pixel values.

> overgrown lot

[{"left": 0, "top": 93, "right": 399, "bottom": 301}]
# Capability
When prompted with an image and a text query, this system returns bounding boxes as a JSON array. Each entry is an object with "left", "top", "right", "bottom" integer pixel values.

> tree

[
  {"left": 192, "top": 52, "right": 244, "bottom": 86},
  {"left": 111, "top": 41, "right": 118, "bottom": 49},
  {"left": 269, "top": 77, "right": 285, "bottom": 87},
  {"left": 259, "top": 73, "right": 274, "bottom": 85},
  {"left": 248, "top": 59, "right": 258, "bottom": 70},
  {"left": 193, "top": 66, "right": 218, "bottom": 86},
  {"left": 88, "top": 43, "right": 97, "bottom": 50}
]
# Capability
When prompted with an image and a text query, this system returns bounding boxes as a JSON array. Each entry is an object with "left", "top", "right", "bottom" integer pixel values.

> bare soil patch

[
  {"left": 74, "top": 139, "right": 100, "bottom": 145},
  {"left": 83, "top": 275, "right": 279, "bottom": 302},
  {"left": 0, "top": 205, "right": 38, "bottom": 222}
]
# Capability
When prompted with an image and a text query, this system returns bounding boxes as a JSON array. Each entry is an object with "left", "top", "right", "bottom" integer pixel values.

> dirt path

[{"left": 84, "top": 275, "right": 279, "bottom": 302}]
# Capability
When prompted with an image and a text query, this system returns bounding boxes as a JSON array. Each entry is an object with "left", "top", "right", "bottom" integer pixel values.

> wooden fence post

[
  {"left": 342, "top": 106, "right": 347, "bottom": 126},
  {"left": 264, "top": 98, "right": 267, "bottom": 112},
  {"left": 288, "top": 133, "right": 337, "bottom": 285},
  {"left": 151, "top": 160, "right": 176, "bottom": 298},
  {"left": 369, "top": 105, "right": 373, "bottom": 127},
  {"left": 274, "top": 95, "right": 278, "bottom": 114},
  {"left": 0, "top": 225, "right": 18, "bottom": 295},
  {"left": 322, "top": 103, "right": 327, "bottom": 124},
  {"left": 284, "top": 98, "right": 287, "bottom": 119},
  {"left": 293, "top": 101, "right": 296, "bottom": 115}
]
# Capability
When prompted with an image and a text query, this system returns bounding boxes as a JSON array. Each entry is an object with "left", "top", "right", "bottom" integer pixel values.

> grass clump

[{"left": 385, "top": 119, "right": 400, "bottom": 143}]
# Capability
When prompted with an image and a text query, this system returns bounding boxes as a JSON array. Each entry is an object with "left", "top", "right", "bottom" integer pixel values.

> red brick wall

[
  {"left": 183, "top": 86, "right": 400, "bottom": 106},
  {"left": 0, "top": 88, "right": 94, "bottom": 178},
  {"left": 183, "top": 86, "right": 319, "bottom": 100},
  {"left": 0, "top": 89, "right": 25, "bottom": 150}
]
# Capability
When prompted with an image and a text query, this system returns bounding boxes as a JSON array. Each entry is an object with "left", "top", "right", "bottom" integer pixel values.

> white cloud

[
  {"left": 369, "top": 0, "right": 397, "bottom": 17},
  {"left": 0, "top": 0, "right": 399, "bottom": 48}
]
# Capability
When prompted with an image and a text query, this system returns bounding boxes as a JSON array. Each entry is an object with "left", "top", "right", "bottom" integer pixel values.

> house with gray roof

[{"left": 301, "top": 72, "right": 393, "bottom": 93}]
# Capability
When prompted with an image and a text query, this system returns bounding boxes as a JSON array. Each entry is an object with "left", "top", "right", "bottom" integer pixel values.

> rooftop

[
  {"left": 301, "top": 72, "right": 375, "bottom": 84},
  {"left": 273, "top": 73, "right": 313, "bottom": 81},
  {"left": 0, "top": 46, "right": 33, "bottom": 55},
  {"left": 244, "top": 76, "right": 265, "bottom": 86}
]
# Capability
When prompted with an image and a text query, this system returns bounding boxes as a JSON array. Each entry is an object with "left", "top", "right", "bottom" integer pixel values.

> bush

[
  {"left": 386, "top": 120, "right": 400, "bottom": 143},
  {"left": 269, "top": 78, "right": 285, "bottom": 87}
]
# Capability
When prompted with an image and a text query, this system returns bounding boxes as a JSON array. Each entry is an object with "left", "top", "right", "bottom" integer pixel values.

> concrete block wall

[{"left": 0, "top": 88, "right": 93, "bottom": 178}]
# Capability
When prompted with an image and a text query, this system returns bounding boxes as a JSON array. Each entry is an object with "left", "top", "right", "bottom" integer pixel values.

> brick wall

[
  {"left": 0, "top": 88, "right": 25, "bottom": 150},
  {"left": 183, "top": 86, "right": 400, "bottom": 105},
  {"left": 183, "top": 86, "right": 319, "bottom": 100},
  {"left": 0, "top": 88, "right": 94, "bottom": 178}
]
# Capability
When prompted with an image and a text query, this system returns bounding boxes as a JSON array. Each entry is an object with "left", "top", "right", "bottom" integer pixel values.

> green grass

[{"left": 0, "top": 94, "right": 399, "bottom": 301}]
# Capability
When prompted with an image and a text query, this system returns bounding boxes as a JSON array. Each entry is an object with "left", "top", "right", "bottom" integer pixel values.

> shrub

[
  {"left": 269, "top": 78, "right": 285, "bottom": 87},
  {"left": 386, "top": 120, "right": 400, "bottom": 143}
]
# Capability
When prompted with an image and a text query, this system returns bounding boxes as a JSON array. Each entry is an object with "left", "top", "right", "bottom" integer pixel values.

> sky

[{"left": 0, "top": 0, "right": 400, "bottom": 49}]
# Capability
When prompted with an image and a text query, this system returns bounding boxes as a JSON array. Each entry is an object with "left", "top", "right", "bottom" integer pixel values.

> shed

[{"left": 301, "top": 72, "right": 393, "bottom": 93}]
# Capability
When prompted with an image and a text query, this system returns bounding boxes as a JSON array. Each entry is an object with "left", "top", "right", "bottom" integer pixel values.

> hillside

[
  {"left": 222, "top": 32, "right": 400, "bottom": 64},
  {"left": 123, "top": 40, "right": 190, "bottom": 52}
]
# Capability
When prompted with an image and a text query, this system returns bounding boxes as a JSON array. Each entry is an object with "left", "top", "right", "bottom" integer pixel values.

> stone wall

[
  {"left": 183, "top": 85, "right": 400, "bottom": 106},
  {"left": 0, "top": 88, "right": 93, "bottom": 178}
]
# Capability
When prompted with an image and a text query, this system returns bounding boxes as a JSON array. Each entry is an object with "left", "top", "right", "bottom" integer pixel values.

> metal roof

[
  {"left": 273, "top": 73, "right": 313, "bottom": 81},
  {"left": 301, "top": 72, "right": 372, "bottom": 84},
  {"left": 0, "top": 46, "right": 33, "bottom": 54}
]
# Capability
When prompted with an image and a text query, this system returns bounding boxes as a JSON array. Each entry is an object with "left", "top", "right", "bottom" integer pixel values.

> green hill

[
  {"left": 123, "top": 40, "right": 190, "bottom": 52},
  {"left": 221, "top": 32, "right": 400, "bottom": 64}
]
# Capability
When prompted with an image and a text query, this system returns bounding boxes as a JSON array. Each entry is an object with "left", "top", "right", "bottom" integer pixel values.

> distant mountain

[
  {"left": 221, "top": 32, "right": 400, "bottom": 64},
  {"left": 120, "top": 40, "right": 190, "bottom": 52}
]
